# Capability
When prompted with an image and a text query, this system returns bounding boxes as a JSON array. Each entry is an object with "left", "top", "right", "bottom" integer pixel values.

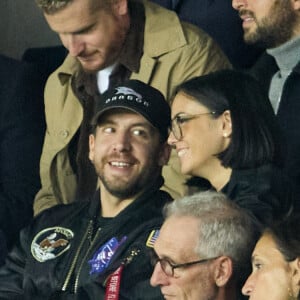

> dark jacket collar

[
  {"left": 87, "top": 175, "right": 171, "bottom": 219},
  {"left": 118, "top": 0, "right": 145, "bottom": 73},
  {"left": 250, "top": 51, "right": 300, "bottom": 89}
]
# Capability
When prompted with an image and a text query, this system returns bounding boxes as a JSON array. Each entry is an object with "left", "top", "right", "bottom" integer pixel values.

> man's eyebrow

[
  {"left": 97, "top": 119, "right": 115, "bottom": 126},
  {"left": 69, "top": 23, "right": 95, "bottom": 35},
  {"left": 97, "top": 120, "right": 152, "bottom": 129},
  {"left": 131, "top": 122, "right": 153, "bottom": 129}
]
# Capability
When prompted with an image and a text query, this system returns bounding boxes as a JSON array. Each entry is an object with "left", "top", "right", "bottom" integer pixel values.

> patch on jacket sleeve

[
  {"left": 31, "top": 227, "right": 74, "bottom": 262},
  {"left": 146, "top": 230, "right": 160, "bottom": 248}
]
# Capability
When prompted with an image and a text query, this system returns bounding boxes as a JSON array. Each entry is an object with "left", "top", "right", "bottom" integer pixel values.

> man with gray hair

[{"left": 150, "top": 191, "right": 260, "bottom": 300}]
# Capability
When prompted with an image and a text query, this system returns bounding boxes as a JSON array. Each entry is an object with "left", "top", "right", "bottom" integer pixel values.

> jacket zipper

[
  {"left": 73, "top": 227, "right": 102, "bottom": 293},
  {"left": 61, "top": 220, "right": 94, "bottom": 292},
  {"left": 61, "top": 220, "right": 141, "bottom": 294}
]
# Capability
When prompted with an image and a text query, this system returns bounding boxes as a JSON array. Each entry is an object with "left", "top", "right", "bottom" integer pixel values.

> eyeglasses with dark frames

[
  {"left": 150, "top": 249, "right": 220, "bottom": 277},
  {"left": 171, "top": 111, "right": 216, "bottom": 140}
]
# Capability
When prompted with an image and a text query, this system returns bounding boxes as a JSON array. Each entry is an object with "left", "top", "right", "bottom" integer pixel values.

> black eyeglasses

[
  {"left": 171, "top": 112, "right": 216, "bottom": 140},
  {"left": 150, "top": 249, "right": 220, "bottom": 277}
]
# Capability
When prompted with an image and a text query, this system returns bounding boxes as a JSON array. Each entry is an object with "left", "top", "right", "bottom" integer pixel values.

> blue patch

[{"left": 89, "top": 236, "right": 127, "bottom": 275}]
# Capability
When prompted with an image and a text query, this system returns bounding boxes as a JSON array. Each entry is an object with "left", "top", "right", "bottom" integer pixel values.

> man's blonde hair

[
  {"left": 35, "top": 0, "right": 113, "bottom": 14},
  {"left": 35, "top": 0, "right": 73, "bottom": 14}
]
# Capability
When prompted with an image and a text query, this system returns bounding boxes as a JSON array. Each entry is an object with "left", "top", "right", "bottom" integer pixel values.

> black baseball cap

[{"left": 92, "top": 80, "right": 171, "bottom": 140}]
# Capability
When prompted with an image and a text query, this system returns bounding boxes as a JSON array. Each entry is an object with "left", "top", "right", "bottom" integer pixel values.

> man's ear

[
  {"left": 214, "top": 256, "right": 233, "bottom": 287},
  {"left": 158, "top": 142, "right": 171, "bottom": 166},
  {"left": 89, "top": 134, "right": 95, "bottom": 162},
  {"left": 220, "top": 110, "right": 232, "bottom": 138}
]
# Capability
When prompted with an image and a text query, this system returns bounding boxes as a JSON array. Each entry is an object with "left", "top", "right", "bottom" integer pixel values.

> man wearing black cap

[{"left": 0, "top": 80, "right": 171, "bottom": 299}]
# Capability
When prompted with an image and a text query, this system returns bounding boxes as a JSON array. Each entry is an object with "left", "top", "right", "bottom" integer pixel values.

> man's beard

[
  {"left": 242, "top": 0, "right": 297, "bottom": 48},
  {"left": 96, "top": 159, "right": 160, "bottom": 199}
]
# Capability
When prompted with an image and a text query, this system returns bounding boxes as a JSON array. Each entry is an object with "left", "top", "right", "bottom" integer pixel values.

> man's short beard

[
  {"left": 99, "top": 176, "right": 145, "bottom": 199},
  {"left": 244, "top": 1, "right": 297, "bottom": 49},
  {"left": 97, "top": 163, "right": 160, "bottom": 200}
]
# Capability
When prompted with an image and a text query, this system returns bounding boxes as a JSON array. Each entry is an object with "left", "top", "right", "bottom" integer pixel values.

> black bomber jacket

[{"left": 0, "top": 178, "right": 172, "bottom": 299}]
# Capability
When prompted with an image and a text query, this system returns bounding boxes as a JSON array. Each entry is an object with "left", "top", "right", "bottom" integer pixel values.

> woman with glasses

[{"left": 168, "top": 69, "right": 295, "bottom": 225}]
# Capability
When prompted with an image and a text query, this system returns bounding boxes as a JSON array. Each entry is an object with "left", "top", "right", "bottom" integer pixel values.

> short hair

[
  {"left": 264, "top": 213, "right": 300, "bottom": 262},
  {"left": 175, "top": 69, "right": 283, "bottom": 169},
  {"left": 164, "top": 191, "right": 260, "bottom": 286},
  {"left": 35, "top": 0, "right": 112, "bottom": 14},
  {"left": 35, "top": 0, "right": 72, "bottom": 13}
]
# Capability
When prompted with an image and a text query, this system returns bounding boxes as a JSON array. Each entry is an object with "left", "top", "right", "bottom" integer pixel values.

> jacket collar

[
  {"left": 87, "top": 175, "right": 167, "bottom": 219},
  {"left": 118, "top": 0, "right": 145, "bottom": 73}
]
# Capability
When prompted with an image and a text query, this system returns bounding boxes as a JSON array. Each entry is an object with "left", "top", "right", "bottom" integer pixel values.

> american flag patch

[{"left": 146, "top": 230, "right": 160, "bottom": 248}]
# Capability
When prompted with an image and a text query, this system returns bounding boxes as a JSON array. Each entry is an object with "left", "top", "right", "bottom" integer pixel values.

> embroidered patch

[
  {"left": 146, "top": 230, "right": 160, "bottom": 248},
  {"left": 31, "top": 227, "right": 74, "bottom": 262},
  {"left": 88, "top": 236, "right": 127, "bottom": 275}
]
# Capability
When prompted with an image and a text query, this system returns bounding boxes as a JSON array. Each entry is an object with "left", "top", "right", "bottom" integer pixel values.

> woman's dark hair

[
  {"left": 175, "top": 69, "right": 283, "bottom": 169},
  {"left": 264, "top": 214, "right": 300, "bottom": 262}
]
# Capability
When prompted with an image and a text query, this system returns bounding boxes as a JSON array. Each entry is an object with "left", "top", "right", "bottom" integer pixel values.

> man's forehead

[
  {"left": 44, "top": 0, "right": 102, "bottom": 33},
  {"left": 155, "top": 216, "right": 199, "bottom": 257},
  {"left": 97, "top": 108, "right": 153, "bottom": 127}
]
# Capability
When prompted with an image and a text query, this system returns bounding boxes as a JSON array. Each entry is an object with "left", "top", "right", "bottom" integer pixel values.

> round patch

[{"left": 31, "top": 227, "right": 74, "bottom": 262}]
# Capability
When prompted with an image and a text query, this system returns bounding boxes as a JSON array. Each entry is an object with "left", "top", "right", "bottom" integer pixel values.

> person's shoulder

[
  {"left": 155, "top": 189, "right": 173, "bottom": 205},
  {"left": 34, "top": 201, "right": 90, "bottom": 224},
  {"left": 231, "top": 164, "right": 271, "bottom": 182},
  {"left": 143, "top": 1, "right": 184, "bottom": 47},
  {"left": 0, "top": 55, "right": 46, "bottom": 108},
  {"left": 180, "top": 21, "right": 217, "bottom": 46},
  {"left": 56, "top": 54, "right": 79, "bottom": 74},
  {"left": 43, "top": 54, "right": 80, "bottom": 95},
  {"left": 0, "top": 54, "right": 18, "bottom": 67},
  {"left": 143, "top": 1, "right": 226, "bottom": 62},
  {"left": 45, "top": 54, "right": 79, "bottom": 84},
  {"left": 231, "top": 165, "right": 293, "bottom": 204},
  {"left": 0, "top": 55, "right": 34, "bottom": 78},
  {"left": 249, "top": 52, "right": 276, "bottom": 74},
  {"left": 225, "top": 165, "right": 272, "bottom": 197},
  {"left": 0, "top": 54, "right": 25, "bottom": 66},
  {"left": 143, "top": 0, "right": 176, "bottom": 18}
]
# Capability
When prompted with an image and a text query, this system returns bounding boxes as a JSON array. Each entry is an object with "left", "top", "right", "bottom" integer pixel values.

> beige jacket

[{"left": 34, "top": 1, "right": 231, "bottom": 214}]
